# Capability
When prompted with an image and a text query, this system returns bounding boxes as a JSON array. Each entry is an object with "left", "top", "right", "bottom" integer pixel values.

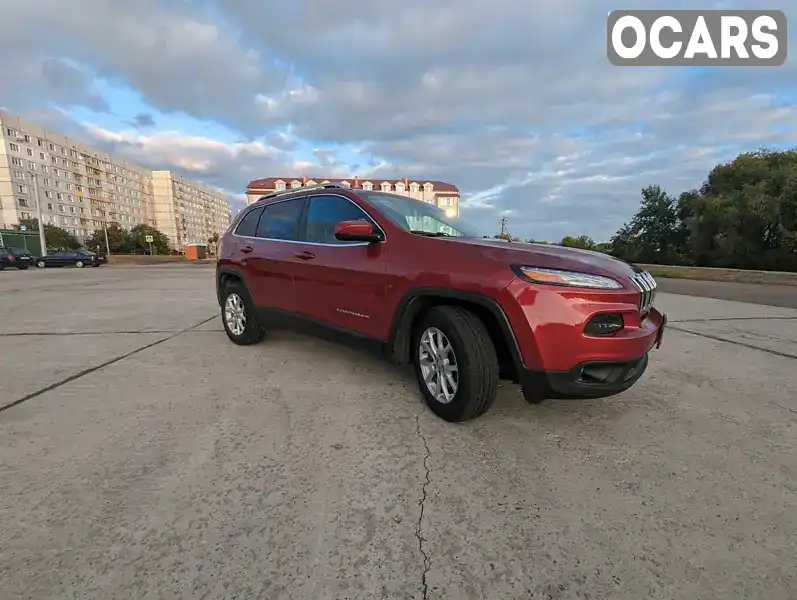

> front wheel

[
  {"left": 36, "top": 260, "right": 46, "bottom": 268},
  {"left": 221, "top": 281, "right": 265, "bottom": 345},
  {"left": 412, "top": 305, "right": 499, "bottom": 422},
  {"left": 75, "top": 260, "right": 85, "bottom": 268}
]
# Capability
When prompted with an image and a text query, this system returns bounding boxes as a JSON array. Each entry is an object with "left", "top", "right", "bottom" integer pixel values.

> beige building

[
  {"left": 0, "top": 111, "right": 152, "bottom": 240},
  {"left": 246, "top": 176, "right": 460, "bottom": 216},
  {"left": 0, "top": 110, "right": 231, "bottom": 250},
  {"left": 151, "top": 171, "right": 231, "bottom": 248}
]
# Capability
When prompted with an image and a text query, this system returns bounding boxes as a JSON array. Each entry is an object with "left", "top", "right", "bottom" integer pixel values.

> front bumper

[{"left": 519, "top": 313, "right": 667, "bottom": 403}]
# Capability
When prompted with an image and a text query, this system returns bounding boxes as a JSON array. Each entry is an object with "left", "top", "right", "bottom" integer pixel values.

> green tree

[
  {"left": 129, "top": 224, "right": 170, "bottom": 254},
  {"left": 18, "top": 218, "right": 80, "bottom": 251},
  {"left": 560, "top": 235, "right": 596, "bottom": 250},
  {"left": 610, "top": 185, "right": 687, "bottom": 265},
  {"left": 85, "top": 223, "right": 134, "bottom": 253},
  {"left": 493, "top": 233, "right": 520, "bottom": 241},
  {"left": 610, "top": 147, "right": 797, "bottom": 271}
]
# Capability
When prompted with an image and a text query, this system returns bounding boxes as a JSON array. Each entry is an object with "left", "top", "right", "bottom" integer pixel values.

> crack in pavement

[
  {"left": 415, "top": 414, "right": 431, "bottom": 600},
  {"left": 668, "top": 324, "right": 797, "bottom": 361},
  {"left": 0, "top": 314, "right": 220, "bottom": 413}
]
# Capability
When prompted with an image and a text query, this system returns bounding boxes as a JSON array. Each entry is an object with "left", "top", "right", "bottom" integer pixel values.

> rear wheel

[
  {"left": 221, "top": 281, "right": 265, "bottom": 345},
  {"left": 16, "top": 265, "right": 28, "bottom": 270},
  {"left": 76, "top": 260, "right": 85, "bottom": 268},
  {"left": 412, "top": 305, "right": 499, "bottom": 422}
]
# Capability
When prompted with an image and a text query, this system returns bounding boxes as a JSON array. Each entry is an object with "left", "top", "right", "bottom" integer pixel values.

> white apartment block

[
  {"left": 245, "top": 176, "right": 460, "bottom": 216},
  {"left": 152, "top": 171, "right": 231, "bottom": 248},
  {"left": 0, "top": 110, "right": 232, "bottom": 250},
  {"left": 0, "top": 111, "right": 152, "bottom": 240}
]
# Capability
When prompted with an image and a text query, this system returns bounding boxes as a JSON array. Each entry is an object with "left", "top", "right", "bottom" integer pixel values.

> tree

[
  {"left": 560, "top": 235, "right": 596, "bottom": 250},
  {"left": 609, "top": 147, "right": 797, "bottom": 271},
  {"left": 208, "top": 232, "right": 220, "bottom": 256},
  {"left": 609, "top": 185, "right": 688, "bottom": 265},
  {"left": 85, "top": 223, "right": 134, "bottom": 253},
  {"left": 493, "top": 233, "right": 520, "bottom": 241},
  {"left": 129, "top": 224, "right": 170, "bottom": 254},
  {"left": 18, "top": 218, "right": 80, "bottom": 251}
]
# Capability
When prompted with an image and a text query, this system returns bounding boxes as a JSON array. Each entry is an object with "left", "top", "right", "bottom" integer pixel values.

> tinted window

[
  {"left": 256, "top": 198, "right": 304, "bottom": 240},
  {"left": 235, "top": 206, "right": 263, "bottom": 237},
  {"left": 305, "top": 195, "right": 373, "bottom": 244}
]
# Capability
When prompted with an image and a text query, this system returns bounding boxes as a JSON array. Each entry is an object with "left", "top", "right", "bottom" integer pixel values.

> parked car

[
  {"left": 215, "top": 182, "right": 667, "bottom": 422},
  {"left": 35, "top": 250, "right": 107, "bottom": 268},
  {"left": 0, "top": 246, "right": 34, "bottom": 270}
]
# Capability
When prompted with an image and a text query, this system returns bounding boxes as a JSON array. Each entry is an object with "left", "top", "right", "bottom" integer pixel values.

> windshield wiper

[{"left": 410, "top": 230, "right": 450, "bottom": 237}]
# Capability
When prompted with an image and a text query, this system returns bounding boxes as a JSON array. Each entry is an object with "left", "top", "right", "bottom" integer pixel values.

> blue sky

[{"left": 1, "top": 0, "right": 794, "bottom": 240}]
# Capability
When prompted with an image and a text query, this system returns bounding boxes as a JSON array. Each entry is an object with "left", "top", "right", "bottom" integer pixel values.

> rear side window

[
  {"left": 256, "top": 198, "right": 304, "bottom": 240},
  {"left": 235, "top": 206, "right": 263, "bottom": 237}
]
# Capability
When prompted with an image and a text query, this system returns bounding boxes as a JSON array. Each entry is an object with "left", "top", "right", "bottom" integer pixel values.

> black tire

[
  {"left": 412, "top": 305, "right": 499, "bottom": 422},
  {"left": 220, "top": 280, "right": 265, "bottom": 345},
  {"left": 75, "top": 260, "right": 85, "bottom": 268},
  {"left": 17, "top": 265, "right": 29, "bottom": 270},
  {"left": 0, "top": 262, "right": 4, "bottom": 271},
  {"left": 36, "top": 260, "right": 46, "bottom": 268}
]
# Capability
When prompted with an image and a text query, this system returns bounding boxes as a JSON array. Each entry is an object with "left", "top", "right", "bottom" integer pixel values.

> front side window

[
  {"left": 358, "top": 191, "right": 482, "bottom": 238},
  {"left": 256, "top": 198, "right": 304, "bottom": 240},
  {"left": 234, "top": 206, "right": 263, "bottom": 237},
  {"left": 304, "top": 194, "right": 374, "bottom": 244}
]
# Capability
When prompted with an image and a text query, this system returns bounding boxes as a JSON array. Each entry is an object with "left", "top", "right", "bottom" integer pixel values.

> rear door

[
  {"left": 245, "top": 197, "right": 306, "bottom": 312},
  {"left": 291, "top": 193, "right": 389, "bottom": 338}
]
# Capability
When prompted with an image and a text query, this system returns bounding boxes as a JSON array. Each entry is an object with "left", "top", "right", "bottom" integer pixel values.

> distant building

[
  {"left": 151, "top": 171, "right": 231, "bottom": 248},
  {"left": 246, "top": 176, "right": 460, "bottom": 216},
  {"left": 0, "top": 110, "right": 232, "bottom": 249}
]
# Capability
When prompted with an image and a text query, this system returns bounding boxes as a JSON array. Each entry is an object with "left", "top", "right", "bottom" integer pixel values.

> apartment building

[
  {"left": 152, "top": 171, "right": 231, "bottom": 248},
  {"left": 0, "top": 111, "right": 152, "bottom": 240},
  {"left": 246, "top": 176, "right": 460, "bottom": 216},
  {"left": 0, "top": 110, "right": 232, "bottom": 250}
]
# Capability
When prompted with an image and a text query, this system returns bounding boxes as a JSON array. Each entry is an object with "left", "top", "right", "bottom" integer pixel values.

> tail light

[{"left": 7, "top": 254, "right": 14, "bottom": 261}]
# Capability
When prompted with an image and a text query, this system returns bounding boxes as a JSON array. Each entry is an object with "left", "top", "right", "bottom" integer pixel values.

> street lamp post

[{"left": 27, "top": 171, "right": 47, "bottom": 255}]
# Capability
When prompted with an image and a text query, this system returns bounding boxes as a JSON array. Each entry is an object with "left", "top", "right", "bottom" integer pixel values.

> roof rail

[{"left": 257, "top": 182, "right": 350, "bottom": 201}]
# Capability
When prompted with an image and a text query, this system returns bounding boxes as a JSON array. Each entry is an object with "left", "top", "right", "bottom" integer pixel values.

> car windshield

[{"left": 358, "top": 191, "right": 483, "bottom": 238}]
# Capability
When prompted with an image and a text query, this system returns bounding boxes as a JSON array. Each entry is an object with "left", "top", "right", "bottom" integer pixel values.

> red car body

[{"left": 216, "top": 183, "right": 666, "bottom": 421}]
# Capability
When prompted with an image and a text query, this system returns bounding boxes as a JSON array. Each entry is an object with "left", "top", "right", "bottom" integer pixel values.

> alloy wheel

[
  {"left": 418, "top": 326, "right": 459, "bottom": 403},
  {"left": 224, "top": 293, "right": 247, "bottom": 336}
]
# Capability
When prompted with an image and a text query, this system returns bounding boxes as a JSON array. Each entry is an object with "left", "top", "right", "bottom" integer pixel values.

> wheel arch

[
  {"left": 388, "top": 288, "right": 527, "bottom": 381},
  {"left": 216, "top": 266, "right": 249, "bottom": 306}
]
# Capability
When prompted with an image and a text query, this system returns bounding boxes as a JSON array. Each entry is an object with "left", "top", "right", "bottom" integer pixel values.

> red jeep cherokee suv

[{"left": 216, "top": 182, "right": 666, "bottom": 422}]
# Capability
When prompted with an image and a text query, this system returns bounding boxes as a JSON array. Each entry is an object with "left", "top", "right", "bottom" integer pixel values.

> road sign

[{"left": 145, "top": 235, "right": 154, "bottom": 243}]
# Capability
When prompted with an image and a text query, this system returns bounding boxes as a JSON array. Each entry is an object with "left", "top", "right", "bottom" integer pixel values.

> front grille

[{"left": 630, "top": 270, "right": 657, "bottom": 315}]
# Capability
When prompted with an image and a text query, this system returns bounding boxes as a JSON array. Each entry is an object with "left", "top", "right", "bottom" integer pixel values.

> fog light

[{"left": 584, "top": 313, "right": 624, "bottom": 335}]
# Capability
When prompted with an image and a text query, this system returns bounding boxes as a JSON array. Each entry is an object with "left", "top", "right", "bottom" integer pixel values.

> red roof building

[{"left": 245, "top": 176, "right": 460, "bottom": 215}]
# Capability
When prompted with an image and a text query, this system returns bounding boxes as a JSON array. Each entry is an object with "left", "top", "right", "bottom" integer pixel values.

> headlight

[{"left": 512, "top": 266, "right": 623, "bottom": 289}]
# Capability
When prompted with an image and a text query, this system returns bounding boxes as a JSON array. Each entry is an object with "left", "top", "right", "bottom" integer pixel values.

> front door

[{"left": 292, "top": 193, "right": 388, "bottom": 339}]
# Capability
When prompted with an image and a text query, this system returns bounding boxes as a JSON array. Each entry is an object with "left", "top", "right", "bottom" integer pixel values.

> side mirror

[{"left": 333, "top": 220, "right": 383, "bottom": 243}]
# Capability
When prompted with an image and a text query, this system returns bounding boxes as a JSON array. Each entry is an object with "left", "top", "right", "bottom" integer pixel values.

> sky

[{"left": 0, "top": 0, "right": 794, "bottom": 242}]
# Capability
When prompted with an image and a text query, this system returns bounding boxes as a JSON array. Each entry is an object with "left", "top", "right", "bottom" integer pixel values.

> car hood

[{"left": 447, "top": 237, "right": 641, "bottom": 281}]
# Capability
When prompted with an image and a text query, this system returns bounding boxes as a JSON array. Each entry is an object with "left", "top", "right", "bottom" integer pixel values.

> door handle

[
  {"left": 240, "top": 245, "right": 253, "bottom": 253},
  {"left": 294, "top": 251, "right": 315, "bottom": 260}
]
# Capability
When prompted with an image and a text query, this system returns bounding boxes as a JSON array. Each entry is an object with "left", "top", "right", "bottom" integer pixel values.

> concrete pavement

[{"left": 1, "top": 265, "right": 795, "bottom": 599}]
